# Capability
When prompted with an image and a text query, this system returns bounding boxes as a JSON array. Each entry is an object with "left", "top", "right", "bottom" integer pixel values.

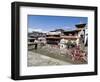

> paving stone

[{"left": 28, "top": 51, "right": 71, "bottom": 66}]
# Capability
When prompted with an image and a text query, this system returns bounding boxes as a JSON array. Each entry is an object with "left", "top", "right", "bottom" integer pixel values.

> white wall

[{"left": 0, "top": 0, "right": 99, "bottom": 81}]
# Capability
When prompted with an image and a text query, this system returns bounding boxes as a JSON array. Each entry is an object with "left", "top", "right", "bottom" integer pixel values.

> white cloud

[
  {"left": 28, "top": 27, "right": 47, "bottom": 33},
  {"left": 62, "top": 26, "right": 76, "bottom": 30},
  {"left": 28, "top": 26, "right": 76, "bottom": 33},
  {"left": 28, "top": 28, "right": 34, "bottom": 33}
]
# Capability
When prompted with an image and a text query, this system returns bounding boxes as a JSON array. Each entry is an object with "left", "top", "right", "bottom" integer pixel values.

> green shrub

[{"left": 66, "top": 40, "right": 72, "bottom": 48}]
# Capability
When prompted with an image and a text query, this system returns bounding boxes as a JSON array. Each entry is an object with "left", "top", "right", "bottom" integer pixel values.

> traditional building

[
  {"left": 46, "top": 23, "right": 87, "bottom": 49},
  {"left": 28, "top": 31, "right": 46, "bottom": 47},
  {"left": 46, "top": 31, "right": 61, "bottom": 45},
  {"left": 28, "top": 31, "right": 46, "bottom": 38},
  {"left": 62, "top": 24, "right": 86, "bottom": 44}
]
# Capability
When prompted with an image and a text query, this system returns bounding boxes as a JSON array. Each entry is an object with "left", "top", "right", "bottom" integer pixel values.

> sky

[{"left": 28, "top": 15, "right": 88, "bottom": 33}]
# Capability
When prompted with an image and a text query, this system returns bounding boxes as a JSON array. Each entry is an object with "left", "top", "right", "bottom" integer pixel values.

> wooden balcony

[{"left": 61, "top": 35, "right": 79, "bottom": 39}]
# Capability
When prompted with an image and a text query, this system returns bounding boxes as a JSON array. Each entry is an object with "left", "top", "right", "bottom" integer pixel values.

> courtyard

[{"left": 28, "top": 44, "right": 87, "bottom": 66}]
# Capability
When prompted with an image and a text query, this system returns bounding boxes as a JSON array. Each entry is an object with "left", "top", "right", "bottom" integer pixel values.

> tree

[
  {"left": 66, "top": 40, "right": 72, "bottom": 49},
  {"left": 72, "top": 41, "right": 77, "bottom": 47}
]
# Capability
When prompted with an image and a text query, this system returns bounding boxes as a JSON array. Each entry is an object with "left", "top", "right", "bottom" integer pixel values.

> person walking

[{"left": 34, "top": 38, "right": 38, "bottom": 50}]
